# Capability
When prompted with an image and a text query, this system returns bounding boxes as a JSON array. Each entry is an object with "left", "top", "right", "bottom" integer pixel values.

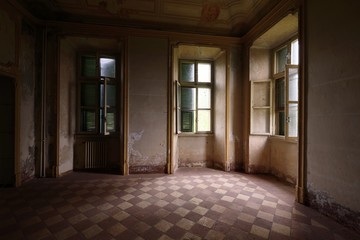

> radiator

[{"left": 84, "top": 141, "right": 108, "bottom": 168}]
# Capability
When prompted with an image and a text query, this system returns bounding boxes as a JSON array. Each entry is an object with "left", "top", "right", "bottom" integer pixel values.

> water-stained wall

[
  {"left": 128, "top": 36, "right": 168, "bottom": 173},
  {"left": 58, "top": 38, "right": 76, "bottom": 174},
  {"left": 306, "top": 0, "right": 360, "bottom": 232},
  {"left": 19, "top": 20, "right": 36, "bottom": 182}
]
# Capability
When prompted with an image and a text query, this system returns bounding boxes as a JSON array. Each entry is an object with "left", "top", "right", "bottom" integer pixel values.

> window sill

[
  {"left": 269, "top": 135, "right": 298, "bottom": 143},
  {"left": 178, "top": 133, "right": 214, "bottom": 137}
]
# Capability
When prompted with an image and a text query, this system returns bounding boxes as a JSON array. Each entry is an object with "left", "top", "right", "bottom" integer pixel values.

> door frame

[{"left": 0, "top": 72, "right": 21, "bottom": 187}]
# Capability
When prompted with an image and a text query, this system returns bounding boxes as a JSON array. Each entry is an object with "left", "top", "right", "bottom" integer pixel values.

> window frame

[
  {"left": 271, "top": 36, "right": 299, "bottom": 140},
  {"left": 77, "top": 51, "right": 119, "bottom": 135},
  {"left": 177, "top": 59, "right": 214, "bottom": 134}
]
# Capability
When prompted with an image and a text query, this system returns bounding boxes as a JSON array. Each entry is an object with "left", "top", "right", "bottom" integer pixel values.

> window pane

[
  {"left": 275, "top": 47, "right": 288, "bottom": 73},
  {"left": 198, "top": 110, "right": 211, "bottom": 132},
  {"left": 181, "top": 111, "right": 195, "bottom": 132},
  {"left": 100, "top": 57, "right": 116, "bottom": 78},
  {"left": 107, "top": 84, "right": 117, "bottom": 107},
  {"left": 81, "top": 109, "right": 96, "bottom": 132},
  {"left": 288, "top": 104, "right": 298, "bottom": 137},
  {"left": 198, "top": 63, "right": 211, "bottom": 83},
  {"left": 81, "top": 83, "right": 97, "bottom": 106},
  {"left": 291, "top": 39, "right": 299, "bottom": 65},
  {"left": 81, "top": 55, "right": 97, "bottom": 77},
  {"left": 181, "top": 87, "right": 196, "bottom": 110},
  {"left": 288, "top": 67, "right": 298, "bottom": 102},
  {"left": 275, "top": 78, "right": 285, "bottom": 110},
  {"left": 198, "top": 88, "right": 211, "bottom": 108},
  {"left": 277, "top": 111, "right": 285, "bottom": 136},
  {"left": 106, "top": 109, "right": 116, "bottom": 132},
  {"left": 180, "top": 62, "right": 195, "bottom": 82}
]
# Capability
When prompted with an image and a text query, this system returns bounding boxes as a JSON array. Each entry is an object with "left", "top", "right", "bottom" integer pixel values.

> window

[
  {"left": 177, "top": 60, "right": 213, "bottom": 133},
  {"left": 78, "top": 53, "right": 118, "bottom": 135},
  {"left": 273, "top": 38, "right": 299, "bottom": 138}
]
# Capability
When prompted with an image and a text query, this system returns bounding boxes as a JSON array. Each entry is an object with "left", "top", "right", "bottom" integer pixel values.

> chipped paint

[
  {"left": 21, "top": 146, "right": 35, "bottom": 182},
  {"left": 307, "top": 184, "right": 360, "bottom": 233}
]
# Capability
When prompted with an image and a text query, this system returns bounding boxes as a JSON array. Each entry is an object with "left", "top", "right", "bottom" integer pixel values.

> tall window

[
  {"left": 78, "top": 53, "right": 118, "bottom": 135},
  {"left": 177, "top": 60, "right": 213, "bottom": 133},
  {"left": 273, "top": 38, "right": 299, "bottom": 138}
]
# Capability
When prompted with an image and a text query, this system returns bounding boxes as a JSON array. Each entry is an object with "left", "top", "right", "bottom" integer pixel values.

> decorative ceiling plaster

[{"left": 16, "top": 0, "right": 282, "bottom": 36}]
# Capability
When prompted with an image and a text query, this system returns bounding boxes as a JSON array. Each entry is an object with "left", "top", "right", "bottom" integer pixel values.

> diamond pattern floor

[{"left": 0, "top": 168, "right": 359, "bottom": 240}]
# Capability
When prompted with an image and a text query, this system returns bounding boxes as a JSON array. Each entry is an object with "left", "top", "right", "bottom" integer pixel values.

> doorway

[{"left": 0, "top": 75, "right": 15, "bottom": 187}]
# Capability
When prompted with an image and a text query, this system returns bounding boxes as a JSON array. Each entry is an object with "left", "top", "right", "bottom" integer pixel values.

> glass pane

[
  {"left": 100, "top": 83, "right": 104, "bottom": 107},
  {"left": 198, "top": 63, "right": 211, "bottom": 83},
  {"left": 277, "top": 111, "right": 285, "bottom": 136},
  {"left": 291, "top": 39, "right": 299, "bottom": 65},
  {"left": 81, "top": 55, "right": 97, "bottom": 77},
  {"left": 252, "top": 109, "right": 270, "bottom": 134},
  {"left": 198, "top": 110, "right": 211, "bottom": 132},
  {"left": 276, "top": 47, "right": 288, "bottom": 73},
  {"left": 180, "top": 62, "right": 195, "bottom": 82},
  {"left": 288, "top": 67, "right": 298, "bottom": 102},
  {"left": 81, "top": 83, "right": 97, "bottom": 106},
  {"left": 81, "top": 109, "right": 96, "bottom": 132},
  {"left": 181, "top": 87, "right": 196, "bottom": 110},
  {"left": 181, "top": 111, "right": 195, "bottom": 132},
  {"left": 100, "top": 57, "right": 116, "bottom": 78},
  {"left": 198, "top": 88, "right": 211, "bottom": 108},
  {"left": 107, "top": 84, "right": 116, "bottom": 107},
  {"left": 106, "top": 109, "right": 116, "bottom": 132},
  {"left": 288, "top": 103, "right": 298, "bottom": 137},
  {"left": 275, "top": 78, "right": 285, "bottom": 110}
]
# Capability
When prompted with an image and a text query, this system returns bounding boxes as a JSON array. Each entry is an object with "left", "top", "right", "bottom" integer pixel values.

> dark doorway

[{"left": 0, "top": 75, "right": 15, "bottom": 187}]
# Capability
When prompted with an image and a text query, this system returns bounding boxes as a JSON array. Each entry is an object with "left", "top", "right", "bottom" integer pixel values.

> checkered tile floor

[{"left": 0, "top": 168, "right": 359, "bottom": 240}]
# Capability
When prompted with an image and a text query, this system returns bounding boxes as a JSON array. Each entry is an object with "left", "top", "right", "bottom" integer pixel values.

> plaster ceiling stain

[{"left": 200, "top": 2, "right": 221, "bottom": 23}]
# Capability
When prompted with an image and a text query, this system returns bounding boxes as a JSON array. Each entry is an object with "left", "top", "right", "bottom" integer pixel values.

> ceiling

[{"left": 16, "top": 0, "right": 283, "bottom": 37}]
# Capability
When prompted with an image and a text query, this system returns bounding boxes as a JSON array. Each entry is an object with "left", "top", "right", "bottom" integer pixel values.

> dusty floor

[{"left": 0, "top": 168, "right": 359, "bottom": 240}]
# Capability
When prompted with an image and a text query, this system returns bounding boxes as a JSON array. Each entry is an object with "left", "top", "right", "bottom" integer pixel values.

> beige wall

[
  {"left": 306, "top": 0, "right": 360, "bottom": 231},
  {"left": 128, "top": 36, "right": 168, "bottom": 173},
  {"left": 213, "top": 51, "right": 226, "bottom": 170},
  {"left": 269, "top": 138, "right": 297, "bottom": 184}
]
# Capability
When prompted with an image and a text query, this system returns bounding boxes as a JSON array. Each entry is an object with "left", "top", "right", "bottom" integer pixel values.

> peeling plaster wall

[
  {"left": 19, "top": 20, "right": 36, "bottom": 182},
  {"left": 179, "top": 136, "right": 213, "bottom": 167},
  {"left": 306, "top": 0, "right": 360, "bottom": 232},
  {"left": 128, "top": 36, "right": 168, "bottom": 173},
  {"left": 58, "top": 38, "right": 76, "bottom": 174}
]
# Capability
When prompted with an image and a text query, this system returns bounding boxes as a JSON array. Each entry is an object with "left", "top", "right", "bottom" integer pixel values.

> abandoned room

[{"left": 0, "top": 0, "right": 359, "bottom": 239}]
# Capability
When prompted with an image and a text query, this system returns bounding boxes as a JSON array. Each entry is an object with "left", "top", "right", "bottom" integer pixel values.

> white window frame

[
  {"left": 271, "top": 37, "right": 299, "bottom": 140},
  {"left": 177, "top": 60, "right": 213, "bottom": 134},
  {"left": 77, "top": 52, "right": 118, "bottom": 135}
]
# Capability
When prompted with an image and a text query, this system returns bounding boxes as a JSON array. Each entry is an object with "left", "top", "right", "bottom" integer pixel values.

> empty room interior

[{"left": 0, "top": 0, "right": 359, "bottom": 239}]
